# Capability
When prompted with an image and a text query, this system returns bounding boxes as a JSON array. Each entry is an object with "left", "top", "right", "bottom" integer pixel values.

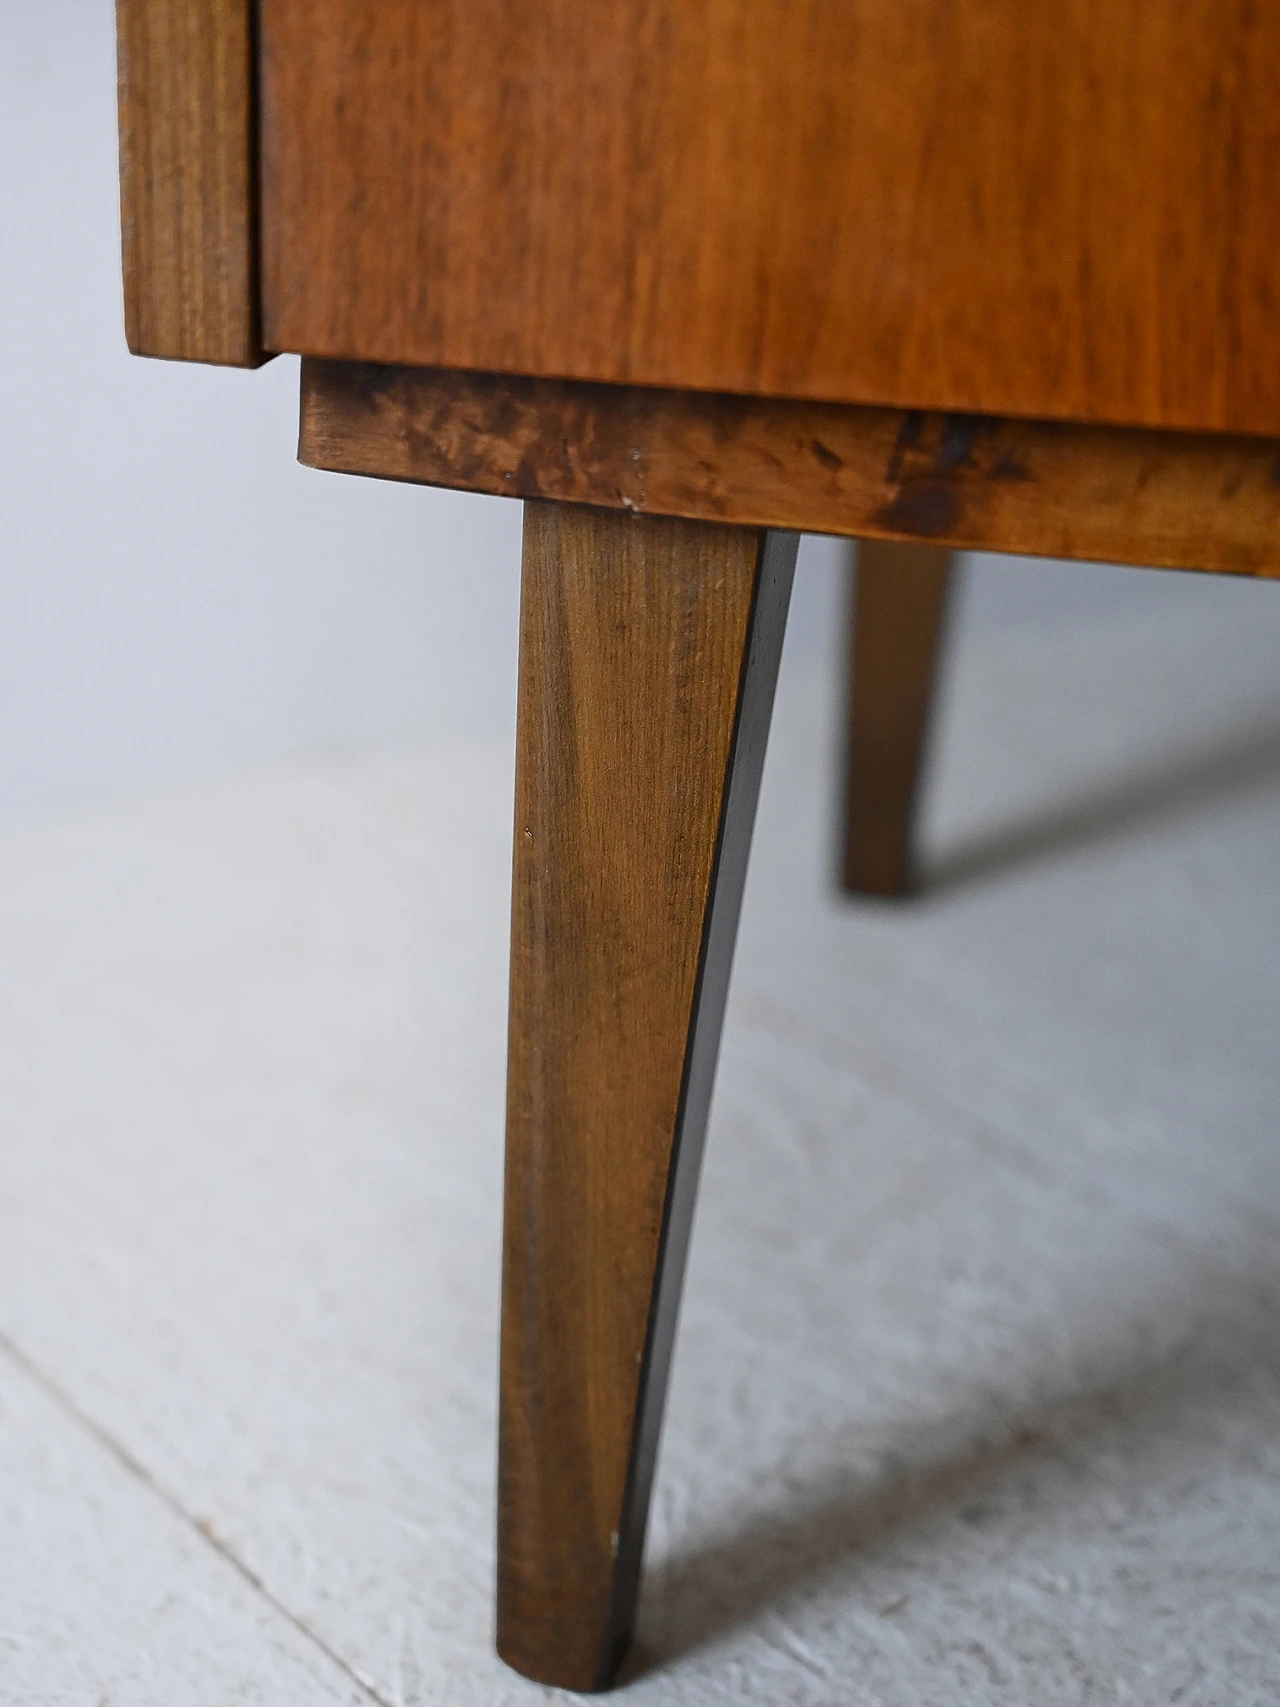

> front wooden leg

[{"left": 498, "top": 502, "right": 796, "bottom": 1691}]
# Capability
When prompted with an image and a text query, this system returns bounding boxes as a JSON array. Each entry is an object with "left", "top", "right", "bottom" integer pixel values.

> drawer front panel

[{"left": 260, "top": 0, "right": 1280, "bottom": 434}]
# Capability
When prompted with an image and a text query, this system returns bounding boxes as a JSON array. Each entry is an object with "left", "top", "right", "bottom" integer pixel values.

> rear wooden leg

[
  {"left": 841, "top": 540, "right": 955, "bottom": 896},
  {"left": 498, "top": 502, "right": 797, "bottom": 1691}
]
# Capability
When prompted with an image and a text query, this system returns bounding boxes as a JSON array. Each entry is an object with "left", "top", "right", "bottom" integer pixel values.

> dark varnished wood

[
  {"left": 500, "top": 503, "right": 796, "bottom": 1690},
  {"left": 262, "top": 0, "right": 1280, "bottom": 434},
  {"left": 116, "top": 0, "right": 263, "bottom": 366},
  {"left": 843, "top": 543, "right": 955, "bottom": 897},
  {"left": 300, "top": 362, "right": 1280, "bottom": 579}
]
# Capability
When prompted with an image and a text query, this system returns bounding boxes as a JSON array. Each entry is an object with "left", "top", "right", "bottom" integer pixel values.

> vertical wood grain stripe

[{"left": 117, "top": 0, "right": 264, "bottom": 366}]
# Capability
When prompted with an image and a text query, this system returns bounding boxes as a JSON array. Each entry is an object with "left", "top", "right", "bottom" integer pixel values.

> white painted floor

[{"left": 3, "top": 558, "right": 1280, "bottom": 1705}]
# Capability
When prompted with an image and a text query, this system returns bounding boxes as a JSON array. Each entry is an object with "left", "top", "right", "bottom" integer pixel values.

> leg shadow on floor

[
  {"left": 919, "top": 714, "right": 1280, "bottom": 897},
  {"left": 627, "top": 1231, "right": 1280, "bottom": 1679}
]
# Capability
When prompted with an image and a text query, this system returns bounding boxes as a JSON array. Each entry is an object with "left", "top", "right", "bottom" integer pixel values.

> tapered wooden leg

[
  {"left": 841, "top": 540, "right": 955, "bottom": 896},
  {"left": 498, "top": 502, "right": 797, "bottom": 1691}
]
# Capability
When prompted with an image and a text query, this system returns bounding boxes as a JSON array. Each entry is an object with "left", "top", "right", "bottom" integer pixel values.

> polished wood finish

[
  {"left": 116, "top": 0, "right": 263, "bottom": 366},
  {"left": 501, "top": 504, "right": 796, "bottom": 1690},
  {"left": 262, "top": 0, "right": 1280, "bottom": 434},
  {"left": 843, "top": 544, "right": 954, "bottom": 897},
  {"left": 301, "top": 362, "right": 1280, "bottom": 579},
  {"left": 115, "top": 6, "right": 1280, "bottom": 1695}
]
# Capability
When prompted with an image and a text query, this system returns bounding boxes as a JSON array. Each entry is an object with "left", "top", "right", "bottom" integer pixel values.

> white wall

[
  {"left": 1, "top": 2, "right": 1273, "bottom": 832},
  {"left": 2, "top": 3, "right": 532, "bottom": 828}
]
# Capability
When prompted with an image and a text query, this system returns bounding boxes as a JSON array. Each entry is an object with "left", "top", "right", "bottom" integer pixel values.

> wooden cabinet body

[
  {"left": 116, "top": 1, "right": 1280, "bottom": 1692},
  {"left": 118, "top": 0, "right": 1280, "bottom": 571}
]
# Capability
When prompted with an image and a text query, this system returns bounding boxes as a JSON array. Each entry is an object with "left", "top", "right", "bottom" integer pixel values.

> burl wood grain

[
  {"left": 262, "top": 0, "right": 1280, "bottom": 434},
  {"left": 300, "top": 362, "right": 1280, "bottom": 578},
  {"left": 501, "top": 504, "right": 796, "bottom": 1689},
  {"left": 116, "top": 0, "right": 263, "bottom": 366},
  {"left": 843, "top": 544, "right": 954, "bottom": 897}
]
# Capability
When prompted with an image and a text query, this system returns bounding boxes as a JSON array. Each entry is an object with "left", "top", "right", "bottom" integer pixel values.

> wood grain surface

[
  {"left": 262, "top": 0, "right": 1280, "bottom": 434},
  {"left": 843, "top": 543, "right": 954, "bottom": 897},
  {"left": 500, "top": 503, "right": 796, "bottom": 1690},
  {"left": 300, "top": 362, "right": 1280, "bottom": 578},
  {"left": 116, "top": 0, "right": 263, "bottom": 365}
]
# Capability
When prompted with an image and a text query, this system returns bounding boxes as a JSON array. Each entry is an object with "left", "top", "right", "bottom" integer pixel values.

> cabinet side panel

[{"left": 117, "top": 0, "right": 264, "bottom": 366}]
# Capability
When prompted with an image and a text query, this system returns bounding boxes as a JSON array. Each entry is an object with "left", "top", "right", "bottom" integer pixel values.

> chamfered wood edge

[
  {"left": 596, "top": 527, "right": 798, "bottom": 1687},
  {"left": 298, "top": 360, "right": 1280, "bottom": 577},
  {"left": 116, "top": 0, "right": 268, "bottom": 367}
]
